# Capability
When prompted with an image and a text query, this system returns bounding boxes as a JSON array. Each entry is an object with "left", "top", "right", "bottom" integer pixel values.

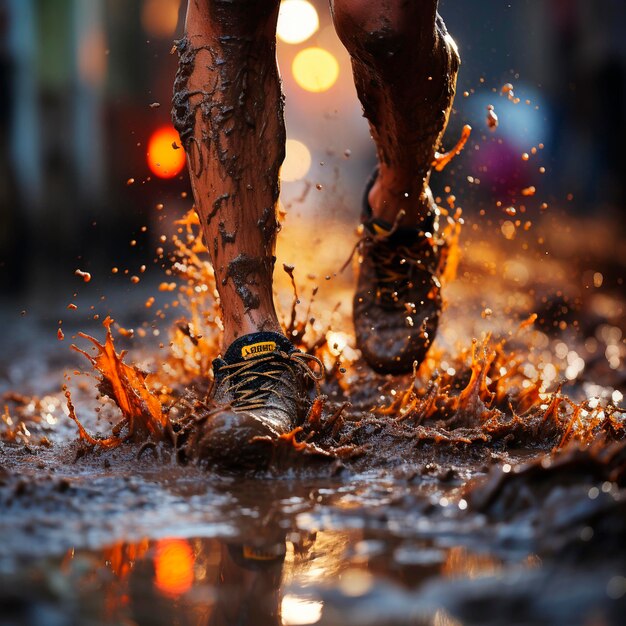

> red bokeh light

[{"left": 147, "top": 125, "right": 186, "bottom": 179}]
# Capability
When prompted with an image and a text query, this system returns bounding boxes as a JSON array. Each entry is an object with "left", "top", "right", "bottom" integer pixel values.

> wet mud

[
  {"left": 224, "top": 253, "right": 269, "bottom": 312},
  {"left": 1, "top": 206, "right": 625, "bottom": 624}
]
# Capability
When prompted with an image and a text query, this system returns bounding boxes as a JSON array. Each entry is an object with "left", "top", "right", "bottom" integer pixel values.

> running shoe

[
  {"left": 194, "top": 331, "right": 322, "bottom": 468},
  {"left": 353, "top": 177, "right": 446, "bottom": 374}
]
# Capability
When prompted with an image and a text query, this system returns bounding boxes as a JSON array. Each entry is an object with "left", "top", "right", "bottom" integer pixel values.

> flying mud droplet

[
  {"left": 501, "top": 221, "right": 516, "bottom": 240},
  {"left": 486, "top": 105, "right": 498, "bottom": 130},
  {"left": 74, "top": 269, "right": 91, "bottom": 283},
  {"left": 501, "top": 82, "right": 520, "bottom": 104}
]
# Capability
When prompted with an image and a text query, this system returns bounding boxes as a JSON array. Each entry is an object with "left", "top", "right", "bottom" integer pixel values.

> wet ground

[{"left": 1, "top": 211, "right": 625, "bottom": 625}]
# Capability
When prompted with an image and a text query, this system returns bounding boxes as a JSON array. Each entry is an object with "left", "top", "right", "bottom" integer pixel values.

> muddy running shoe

[
  {"left": 194, "top": 331, "right": 322, "bottom": 469},
  {"left": 353, "top": 179, "right": 446, "bottom": 374}
]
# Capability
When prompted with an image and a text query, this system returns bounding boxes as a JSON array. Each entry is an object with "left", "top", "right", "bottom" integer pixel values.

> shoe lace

[
  {"left": 217, "top": 350, "right": 324, "bottom": 412},
  {"left": 371, "top": 236, "right": 441, "bottom": 304},
  {"left": 340, "top": 208, "right": 408, "bottom": 275},
  {"left": 341, "top": 208, "right": 443, "bottom": 305}
]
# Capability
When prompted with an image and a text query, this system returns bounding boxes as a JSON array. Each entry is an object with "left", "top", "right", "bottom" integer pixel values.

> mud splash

[
  {"left": 65, "top": 317, "right": 170, "bottom": 448},
  {"left": 1, "top": 203, "right": 625, "bottom": 625},
  {"left": 56, "top": 207, "right": 624, "bottom": 473}
]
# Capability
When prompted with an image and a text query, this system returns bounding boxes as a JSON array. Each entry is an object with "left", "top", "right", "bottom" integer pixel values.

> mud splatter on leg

[
  {"left": 330, "top": 0, "right": 459, "bottom": 225},
  {"left": 173, "top": 0, "right": 284, "bottom": 348}
]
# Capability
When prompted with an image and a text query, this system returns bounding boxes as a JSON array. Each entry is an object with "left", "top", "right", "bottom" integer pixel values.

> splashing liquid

[
  {"left": 66, "top": 317, "right": 169, "bottom": 448},
  {"left": 59, "top": 205, "right": 624, "bottom": 466}
]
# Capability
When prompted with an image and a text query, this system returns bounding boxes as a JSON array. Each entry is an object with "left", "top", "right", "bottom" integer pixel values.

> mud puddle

[
  {"left": 1, "top": 436, "right": 625, "bottom": 625},
  {"left": 1, "top": 212, "right": 625, "bottom": 625}
]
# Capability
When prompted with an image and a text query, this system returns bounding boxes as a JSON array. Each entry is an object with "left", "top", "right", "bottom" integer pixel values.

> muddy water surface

[
  {"left": 1, "top": 442, "right": 625, "bottom": 626},
  {"left": 1, "top": 216, "right": 625, "bottom": 625}
]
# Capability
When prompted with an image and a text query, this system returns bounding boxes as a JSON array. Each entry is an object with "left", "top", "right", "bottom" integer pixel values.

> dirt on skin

[{"left": 172, "top": 1, "right": 285, "bottom": 338}]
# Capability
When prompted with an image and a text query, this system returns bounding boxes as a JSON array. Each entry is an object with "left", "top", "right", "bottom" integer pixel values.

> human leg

[
  {"left": 331, "top": 0, "right": 460, "bottom": 373},
  {"left": 172, "top": 0, "right": 284, "bottom": 350},
  {"left": 331, "top": 0, "right": 459, "bottom": 226},
  {"left": 172, "top": 2, "right": 322, "bottom": 466}
]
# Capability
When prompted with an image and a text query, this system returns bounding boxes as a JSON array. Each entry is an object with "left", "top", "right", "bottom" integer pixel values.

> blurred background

[{"left": 0, "top": 0, "right": 625, "bottom": 333}]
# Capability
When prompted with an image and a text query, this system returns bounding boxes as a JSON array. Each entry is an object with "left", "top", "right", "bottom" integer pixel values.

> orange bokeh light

[
  {"left": 147, "top": 125, "right": 186, "bottom": 179},
  {"left": 154, "top": 538, "right": 195, "bottom": 597}
]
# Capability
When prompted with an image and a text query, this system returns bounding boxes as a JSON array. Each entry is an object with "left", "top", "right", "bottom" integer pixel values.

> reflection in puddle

[
  {"left": 59, "top": 531, "right": 522, "bottom": 626},
  {"left": 281, "top": 595, "right": 323, "bottom": 626},
  {"left": 153, "top": 539, "right": 195, "bottom": 597},
  {"left": 1, "top": 465, "right": 623, "bottom": 625}
]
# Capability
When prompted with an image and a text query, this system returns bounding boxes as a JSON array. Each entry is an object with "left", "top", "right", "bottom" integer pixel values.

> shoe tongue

[{"left": 222, "top": 331, "right": 296, "bottom": 366}]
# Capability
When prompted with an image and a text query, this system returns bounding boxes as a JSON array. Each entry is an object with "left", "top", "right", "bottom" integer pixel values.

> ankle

[
  {"left": 367, "top": 175, "right": 434, "bottom": 227},
  {"left": 221, "top": 314, "right": 282, "bottom": 351}
]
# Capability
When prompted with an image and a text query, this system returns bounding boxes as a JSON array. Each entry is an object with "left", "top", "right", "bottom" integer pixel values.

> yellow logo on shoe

[
  {"left": 241, "top": 341, "right": 277, "bottom": 359},
  {"left": 372, "top": 223, "right": 391, "bottom": 236}
]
